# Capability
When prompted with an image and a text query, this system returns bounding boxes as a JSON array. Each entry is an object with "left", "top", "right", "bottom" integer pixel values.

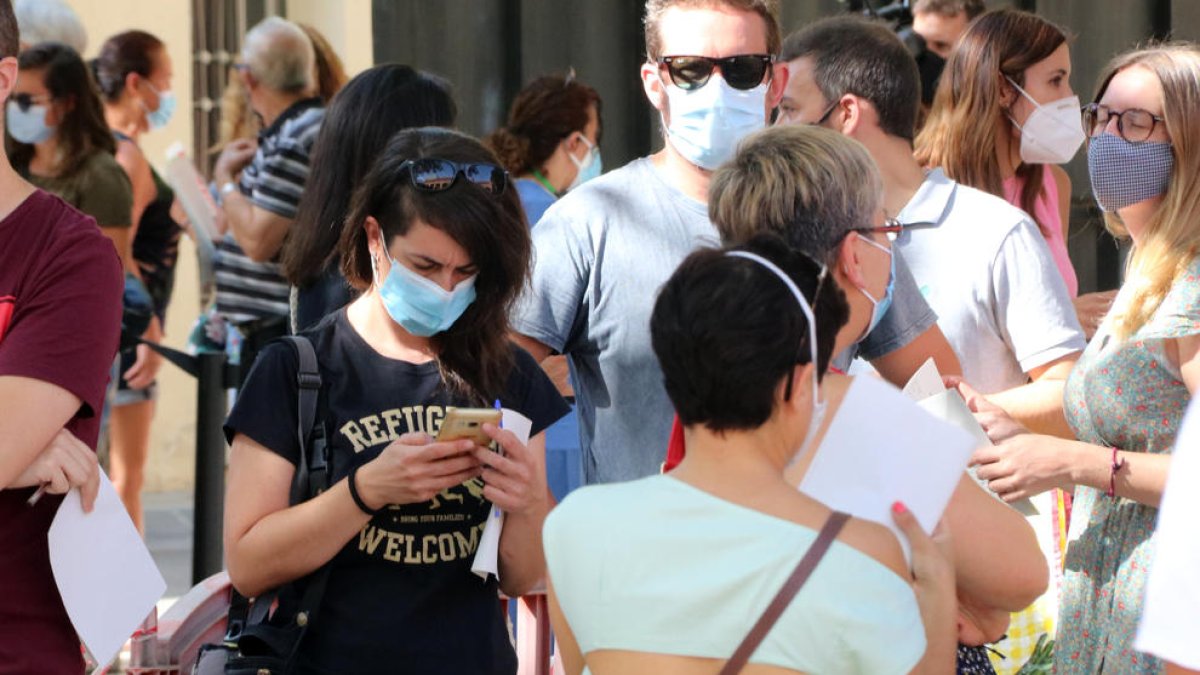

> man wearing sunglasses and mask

[
  {"left": 513, "top": 0, "right": 790, "bottom": 485},
  {"left": 515, "top": 0, "right": 958, "bottom": 489},
  {"left": 0, "top": 0, "right": 124, "bottom": 671}
]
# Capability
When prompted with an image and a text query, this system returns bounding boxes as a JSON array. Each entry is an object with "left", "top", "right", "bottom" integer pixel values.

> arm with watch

[{"left": 213, "top": 138, "right": 293, "bottom": 262}]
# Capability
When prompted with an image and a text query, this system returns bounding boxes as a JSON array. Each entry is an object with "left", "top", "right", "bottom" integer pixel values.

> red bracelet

[{"left": 1107, "top": 447, "right": 1125, "bottom": 498}]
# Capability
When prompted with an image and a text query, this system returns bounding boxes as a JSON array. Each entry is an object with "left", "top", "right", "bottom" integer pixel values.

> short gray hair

[
  {"left": 15, "top": 0, "right": 86, "bottom": 54},
  {"left": 241, "top": 16, "right": 314, "bottom": 94},
  {"left": 709, "top": 125, "right": 883, "bottom": 261}
]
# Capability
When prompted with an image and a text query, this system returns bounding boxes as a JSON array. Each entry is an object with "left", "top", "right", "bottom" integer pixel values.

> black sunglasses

[
  {"left": 398, "top": 159, "right": 508, "bottom": 196},
  {"left": 9, "top": 92, "right": 52, "bottom": 113},
  {"left": 657, "top": 54, "right": 774, "bottom": 91}
]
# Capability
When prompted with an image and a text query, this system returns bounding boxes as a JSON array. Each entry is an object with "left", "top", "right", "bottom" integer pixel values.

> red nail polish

[{"left": 891, "top": 501, "right": 907, "bottom": 515}]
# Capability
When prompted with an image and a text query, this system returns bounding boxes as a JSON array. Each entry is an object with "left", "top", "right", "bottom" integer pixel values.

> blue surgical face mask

[
  {"left": 856, "top": 234, "right": 895, "bottom": 338},
  {"left": 6, "top": 101, "right": 54, "bottom": 144},
  {"left": 661, "top": 75, "right": 767, "bottom": 170},
  {"left": 1087, "top": 133, "right": 1174, "bottom": 212},
  {"left": 567, "top": 134, "right": 602, "bottom": 191},
  {"left": 143, "top": 82, "right": 176, "bottom": 130},
  {"left": 372, "top": 238, "right": 477, "bottom": 337}
]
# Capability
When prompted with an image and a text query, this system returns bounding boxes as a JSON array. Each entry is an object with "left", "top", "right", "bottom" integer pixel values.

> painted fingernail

[{"left": 891, "top": 501, "right": 907, "bottom": 515}]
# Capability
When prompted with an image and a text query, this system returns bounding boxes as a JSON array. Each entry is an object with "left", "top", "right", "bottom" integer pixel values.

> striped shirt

[{"left": 216, "top": 98, "right": 324, "bottom": 325}]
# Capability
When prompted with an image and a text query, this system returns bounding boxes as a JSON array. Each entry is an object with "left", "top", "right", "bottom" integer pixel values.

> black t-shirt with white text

[{"left": 224, "top": 310, "right": 569, "bottom": 674}]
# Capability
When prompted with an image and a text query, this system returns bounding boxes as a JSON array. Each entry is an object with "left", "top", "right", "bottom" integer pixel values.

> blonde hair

[
  {"left": 1094, "top": 44, "right": 1200, "bottom": 339},
  {"left": 211, "top": 68, "right": 260, "bottom": 154},
  {"left": 709, "top": 125, "right": 883, "bottom": 261},
  {"left": 643, "top": 0, "right": 781, "bottom": 61},
  {"left": 914, "top": 9, "right": 1066, "bottom": 233}
]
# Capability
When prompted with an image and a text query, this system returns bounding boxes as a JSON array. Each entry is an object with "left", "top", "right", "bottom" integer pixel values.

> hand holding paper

[
  {"left": 471, "top": 408, "right": 534, "bottom": 581},
  {"left": 49, "top": 471, "right": 166, "bottom": 669},
  {"left": 799, "top": 376, "right": 976, "bottom": 563}
]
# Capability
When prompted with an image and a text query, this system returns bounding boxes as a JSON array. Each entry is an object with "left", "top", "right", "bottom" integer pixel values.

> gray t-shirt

[
  {"left": 512, "top": 158, "right": 717, "bottom": 484},
  {"left": 896, "top": 169, "right": 1085, "bottom": 393}
]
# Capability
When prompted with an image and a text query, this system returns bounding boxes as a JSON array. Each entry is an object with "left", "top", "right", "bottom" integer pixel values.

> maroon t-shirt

[{"left": 0, "top": 189, "right": 122, "bottom": 674}]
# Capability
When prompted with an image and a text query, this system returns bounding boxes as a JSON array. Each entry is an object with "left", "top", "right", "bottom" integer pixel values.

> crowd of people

[{"left": 2, "top": 0, "right": 1200, "bottom": 673}]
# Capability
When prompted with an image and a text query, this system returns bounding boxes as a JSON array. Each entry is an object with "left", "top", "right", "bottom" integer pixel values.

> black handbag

[{"left": 193, "top": 336, "right": 332, "bottom": 675}]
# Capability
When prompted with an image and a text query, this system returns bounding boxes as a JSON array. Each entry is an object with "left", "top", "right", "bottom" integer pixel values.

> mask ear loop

[{"left": 725, "top": 251, "right": 827, "bottom": 464}]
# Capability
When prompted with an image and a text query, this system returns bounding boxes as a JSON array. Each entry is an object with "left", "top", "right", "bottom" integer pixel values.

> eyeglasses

[
  {"left": 656, "top": 54, "right": 774, "bottom": 91},
  {"left": 1081, "top": 103, "right": 1164, "bottom": 144},
  {"left": 9, "top": 93, "right": 52, "bottom": 113},
  {"left": 398, "top": 159, "right": 509, "bottom": 196},
  {"left": 852, "top": 218, "right": 937, "bottom": 242}
]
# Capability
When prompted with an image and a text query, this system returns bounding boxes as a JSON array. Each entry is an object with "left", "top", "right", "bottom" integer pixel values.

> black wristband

[{"left": 348, "top": 465, "right": 382, "bottom": 516}]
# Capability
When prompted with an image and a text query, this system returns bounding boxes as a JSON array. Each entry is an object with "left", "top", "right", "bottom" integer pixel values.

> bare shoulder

[{"left": 835, "top": 515, "right": 909, "bottom": 580}]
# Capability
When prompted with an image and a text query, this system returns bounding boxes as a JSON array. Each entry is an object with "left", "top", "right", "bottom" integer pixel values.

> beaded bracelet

[
  {"left": 1107, "top": 446, "right": 1125, "bottom": 498},
  {"left": 348, "top": 465, "right": 383, "bottom": 516}
]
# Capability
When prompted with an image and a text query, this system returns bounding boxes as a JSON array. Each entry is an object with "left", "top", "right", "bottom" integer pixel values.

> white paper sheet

[
  {"left": 798, "top": 376, "right": 975, "bottom": 562},
  {"left": 901, "top": 357, "right": 945, "bottom": 401},
  {"left": 48, "top": 471, "right": 166, "bottom": 669},
  {"left": 915, "top": 389, "right": 1039, "bottom": 517},
  {"left": 471, "top": 408, "right": 533, "bottom": 581}
]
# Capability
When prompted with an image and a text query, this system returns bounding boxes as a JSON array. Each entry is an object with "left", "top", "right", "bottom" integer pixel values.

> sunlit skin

[
  {"left": 1090, "top": 64, "right": 1169, "bottom": 244},
  {"left": 1001, "top": 42, "right": 1074, "bottom": 174},
  {"left": 913, "top": 10, "right": 970, "bottom": 60},
  {"left": 638, "top": 5, "right": 788, "bottom": 203}
]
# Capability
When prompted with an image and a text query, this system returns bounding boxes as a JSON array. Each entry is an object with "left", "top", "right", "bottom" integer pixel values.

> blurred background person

[
  {"left": 917, "top": 9, "right": 1117, "bottom": 339},
  {"left": 94, "top": 29, "right": 182, "bottom": 532},
  {"left": 211, "top": 16, "right": 322, "bottom": 369},
  {"left": 13, "top": 0, "right": 86, "bottom": 54},
  {"left": 487, "top": 72, "right": 602, "bottom": 226},
  {"left": 912, "top": 0, "right": 984, "bottom": 61},
  {"left": 7, "top": 42, "right": 133, "bottom": 268},
  {"left": 283, "top": 63, "right": 456, "bottom": 332},
  {"left": 210, "top": 21, "right": 345, "bottom": 158}
]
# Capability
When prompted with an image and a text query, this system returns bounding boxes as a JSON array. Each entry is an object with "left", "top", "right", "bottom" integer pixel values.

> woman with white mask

[
  {"left": 93, "top": 29, "right": 183, "bottom": 533},
  {"left": 487, "top": 73, "right": 602, "bottom": 227},
  {"left": 917, "top": 9, "right": 1116, "bottom": 340}
]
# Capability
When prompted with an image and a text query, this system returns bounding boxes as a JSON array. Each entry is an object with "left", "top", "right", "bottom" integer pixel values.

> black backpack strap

[
  {"left": 282, "top": 336, "right": 326, "bottom": 506},
  {"left": 226, "top": 336, "right": 335, "bottom": 662}
]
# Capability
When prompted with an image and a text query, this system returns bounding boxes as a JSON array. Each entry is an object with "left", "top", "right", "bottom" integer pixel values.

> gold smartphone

[{"left": 436, "top": 407, "right": 502, "bottom": 446}]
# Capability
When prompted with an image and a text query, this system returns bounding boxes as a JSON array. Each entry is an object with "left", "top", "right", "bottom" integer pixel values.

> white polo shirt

[{"left": 895, "top": 169, "right": 1085, "bottom": 394}]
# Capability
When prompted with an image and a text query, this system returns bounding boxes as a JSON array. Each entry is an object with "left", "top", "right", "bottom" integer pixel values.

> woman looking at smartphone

[{"left": 223, "top": 127, "right": 569, "bottom": 675}]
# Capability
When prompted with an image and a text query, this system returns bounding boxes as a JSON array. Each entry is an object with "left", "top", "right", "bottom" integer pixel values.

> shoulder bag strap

[{"left": 717, "top": 510, "right": 852, "bottom": 675}]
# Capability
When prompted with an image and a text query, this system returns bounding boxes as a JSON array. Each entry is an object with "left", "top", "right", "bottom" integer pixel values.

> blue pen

[{"left": 492, "top": 399, "right": 503, "bottom": 517}]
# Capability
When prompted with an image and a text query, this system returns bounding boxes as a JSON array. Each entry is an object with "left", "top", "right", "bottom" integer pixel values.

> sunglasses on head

[
  {"left": 657, "top": 54, "right": 774, "bottom": 91},
  {"left": 9, "top": 92, "right": 52, "bottom": 113},
  {"left": 398, "top": 159, "right": 509, "bottom": 196}
]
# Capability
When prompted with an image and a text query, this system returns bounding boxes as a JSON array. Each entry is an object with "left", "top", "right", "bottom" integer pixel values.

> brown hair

[
  {"left": 915, "top": 9, "right": 1067, "bottom": 233},
  {"left": 912, "top": 0, "right": 986, "bottom": 20},
  {"left": 644, "top": 0, "right": 781, "bottom": 62},
  {"left": 486, "top": 74, "right": 601, "bottom": 175},
  {"left": 93, "top": 30, "right": 166, "bottom": 102},
  {"left": 297, "top": 23, "right": 348, "bottom": 103},
  {"left": 8, "top": 43, "right": 116, "bottom": 177},
  {"left": 0, "top": 0, "right": 17, "bottom": 59},
  {"left": 339, "top": 127, "right": 531, "bottom": 400}
]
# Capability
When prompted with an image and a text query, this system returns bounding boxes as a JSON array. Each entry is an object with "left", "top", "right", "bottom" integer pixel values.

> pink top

[{"left": 1004, "top": 171, "right": 1079, "bottom": 298}]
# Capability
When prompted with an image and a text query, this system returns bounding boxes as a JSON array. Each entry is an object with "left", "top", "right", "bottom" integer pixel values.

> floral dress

[{"left": 1058, "top": 258, "right": 1200, "bottom": 674}]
